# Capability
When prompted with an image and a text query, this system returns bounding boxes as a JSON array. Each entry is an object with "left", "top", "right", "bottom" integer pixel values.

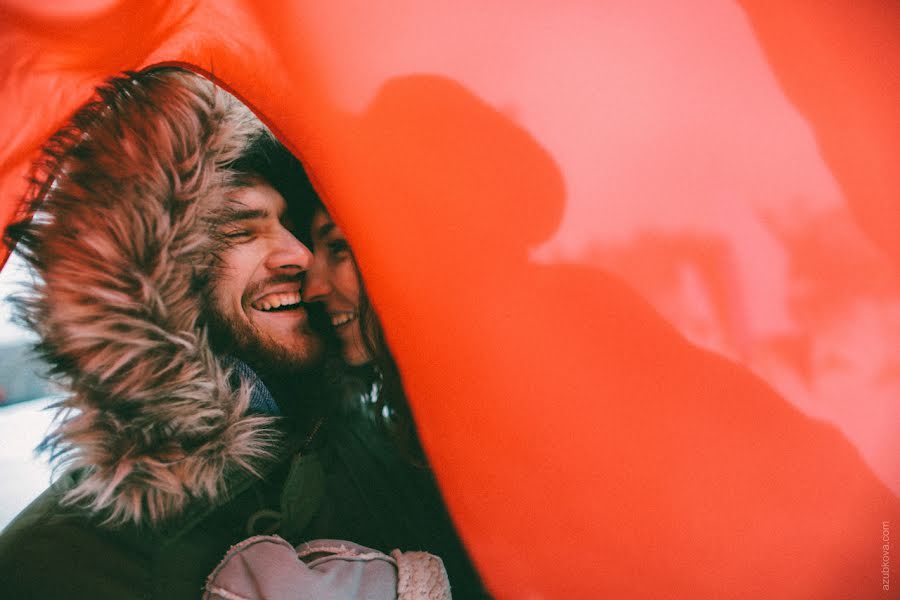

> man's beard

[{"left": 204, "top": 303, "right": 324, "bottom": 380}]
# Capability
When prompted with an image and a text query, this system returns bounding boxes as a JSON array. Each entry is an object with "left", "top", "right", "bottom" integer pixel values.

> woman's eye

[{"left": 327, "top": 238, "right": 350, "bottom": 256}]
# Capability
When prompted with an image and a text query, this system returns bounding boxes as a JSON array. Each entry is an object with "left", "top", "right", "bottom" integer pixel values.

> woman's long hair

[{"left": 356, "top": 276, "right": 426, "bottom": 465}]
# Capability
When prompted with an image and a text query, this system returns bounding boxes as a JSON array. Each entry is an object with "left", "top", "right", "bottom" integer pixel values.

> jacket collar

[{"left": 226, "top": 358, "right": 282, "bottom": 416}]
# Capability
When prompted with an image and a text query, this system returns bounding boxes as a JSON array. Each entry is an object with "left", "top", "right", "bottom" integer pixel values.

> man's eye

[{"left": 223, "top": 229, "right": 254, "bottom": 241}]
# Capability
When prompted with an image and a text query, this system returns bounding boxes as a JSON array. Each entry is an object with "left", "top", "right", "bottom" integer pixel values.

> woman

[
  {"left": 205, "top": 203, "right": 488, "bottom": 599},
  {"left": 303, "top": 203, "right": 488, "bottom": 592},
  {"left": 303, "top": 205, "right": 420, "bottom": 460}
]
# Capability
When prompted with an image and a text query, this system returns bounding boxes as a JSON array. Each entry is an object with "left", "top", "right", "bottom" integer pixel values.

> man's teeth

[
  {"left": 252, "top": 292, "right": 302, "bottom": 311},
  {"left": 332, "top": 312, "right": 357, "bottom": 327}
]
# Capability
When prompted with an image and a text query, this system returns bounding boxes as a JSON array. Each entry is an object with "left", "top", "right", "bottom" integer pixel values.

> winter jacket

[
  {"left": 0, "top": 67, "right": 286, "bottom": 599},
  {"left": 0, "top": 412, "right": 310, "bottom": 599},
  {"left": 0, "top": 368, "right": 487, "bottom": 599}
]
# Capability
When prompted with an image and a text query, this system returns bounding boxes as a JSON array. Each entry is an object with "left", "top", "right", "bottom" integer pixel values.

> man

[{"left": 0, "top": 67, "right": 332, "bottom": 599}]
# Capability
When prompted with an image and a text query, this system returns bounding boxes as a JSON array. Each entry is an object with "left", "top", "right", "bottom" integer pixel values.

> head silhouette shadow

[{"left": 319, "top": 72, "right": 899, "bottom": 598}]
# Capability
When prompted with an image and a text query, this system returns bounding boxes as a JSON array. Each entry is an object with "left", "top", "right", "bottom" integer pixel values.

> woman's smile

[{"left": 330, "top": 311, "right": 358, "bottom": 328}]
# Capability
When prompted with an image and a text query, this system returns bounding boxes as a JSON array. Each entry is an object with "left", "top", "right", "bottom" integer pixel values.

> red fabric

[{"left": 1, "top": 2, "right": 898, "bottom": 597}]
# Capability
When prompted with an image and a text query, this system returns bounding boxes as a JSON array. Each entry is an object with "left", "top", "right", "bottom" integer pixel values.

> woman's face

[{"left": 304, "top": 209, "right": 370, "bottom": 365}]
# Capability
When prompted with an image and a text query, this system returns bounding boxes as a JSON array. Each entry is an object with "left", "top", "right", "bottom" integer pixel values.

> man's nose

[{"left": 265, "top": 229, "right": 313, "bottom": 273}]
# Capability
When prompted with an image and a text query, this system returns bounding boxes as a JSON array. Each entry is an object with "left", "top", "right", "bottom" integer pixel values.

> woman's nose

[{"left": 302, "top": 256, "right": 332, "bottom": 302}]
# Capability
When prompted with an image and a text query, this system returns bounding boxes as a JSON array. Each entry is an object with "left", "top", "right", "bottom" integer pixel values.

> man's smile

[{"left": 251, "top": 291, "right": 302, "bottom": 312}]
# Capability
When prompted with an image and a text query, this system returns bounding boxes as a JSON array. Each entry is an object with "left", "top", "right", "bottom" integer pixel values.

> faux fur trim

[{"left": 7, "top": 69, "right": 280, "bottom": 526}]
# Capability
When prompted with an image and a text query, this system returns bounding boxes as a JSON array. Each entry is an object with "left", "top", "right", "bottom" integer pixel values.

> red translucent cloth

[{"left": 1, "top": 2, "right": 898, "bottom": 597}]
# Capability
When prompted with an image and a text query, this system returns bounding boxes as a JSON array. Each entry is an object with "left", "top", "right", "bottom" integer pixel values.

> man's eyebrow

[
  {"left": 314, "top": 222, "right": 336, "bottom": 239},
  {"left": 224, "top": 208, "right": 269, "bottom": 223}
]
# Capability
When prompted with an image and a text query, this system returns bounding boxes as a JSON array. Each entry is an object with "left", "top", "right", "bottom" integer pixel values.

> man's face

[{"left": 207, "top": 181, "right": 323, "bottom": 372}]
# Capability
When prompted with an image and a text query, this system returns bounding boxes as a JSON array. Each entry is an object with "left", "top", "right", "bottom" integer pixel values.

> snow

[{"left": 0, "top": 397, "right": 56, "bottom": 530}]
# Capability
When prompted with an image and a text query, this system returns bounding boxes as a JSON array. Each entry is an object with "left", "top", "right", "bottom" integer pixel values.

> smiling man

[
  {"left": 210, "top": 181, "right": 317, "bottom": 360},
  {"left": 206, "top": 180, "right": 323, "bottom": 377},
  {"left": 0, "top": 68, "right": 333, "bottom": 599}
]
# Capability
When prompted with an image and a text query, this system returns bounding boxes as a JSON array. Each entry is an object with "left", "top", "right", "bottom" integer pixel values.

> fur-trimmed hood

[{"left": 8, "top": 68, "right": 280, "bottom": 527}]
